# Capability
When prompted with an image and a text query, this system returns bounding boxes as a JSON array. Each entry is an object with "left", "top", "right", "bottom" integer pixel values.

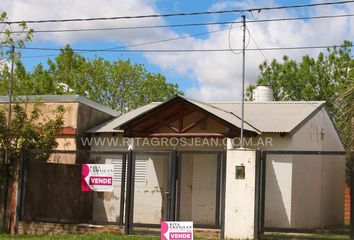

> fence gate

[
  {"left": 17, "top": 150, "right": 129, "bottom": 230},
  {"left": 17, "top": 149, "right": 230, "bottom": 238},
  {"left": 124, "top": 150, "right": 226, "bottom": 238},
  {"left": 256, "top": 150, "right": 348, "bottom": 240}
]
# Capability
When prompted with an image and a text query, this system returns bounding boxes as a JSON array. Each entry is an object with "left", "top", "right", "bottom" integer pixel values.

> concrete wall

[
  {"left": 76, "top": 102, "right": 115, "bottom": 150},
  {"left": 261, "top": 108, "right": 345, "bottom": 229},
  {"left": 224, "top": 150, "right": 257, "bottom": 239}
]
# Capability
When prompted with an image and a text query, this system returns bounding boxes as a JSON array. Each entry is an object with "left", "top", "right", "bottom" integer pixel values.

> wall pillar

[{"left": 224, "top": 149, "right": 258, "bottom": 239}]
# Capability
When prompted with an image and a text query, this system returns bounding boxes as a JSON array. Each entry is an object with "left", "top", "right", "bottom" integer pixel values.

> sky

[{"left": 1, "top": 0, "right": 354, "bottom": 101}]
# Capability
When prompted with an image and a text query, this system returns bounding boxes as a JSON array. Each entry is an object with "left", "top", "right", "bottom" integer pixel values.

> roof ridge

[
  {"left": 178, "top": 95, "right": 261, "bottom": 133},
  {"left": 210, "top": 101, "right": 326, "bottom": 104}
]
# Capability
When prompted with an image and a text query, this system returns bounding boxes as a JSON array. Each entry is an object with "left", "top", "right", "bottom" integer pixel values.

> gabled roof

[
  {"left": 88, "top": 102, "right": 160, "bottom": 133},
  {"left": 210, "top": 101, "right": 325, "bottom": 134},
  {"left": 88, "top": 95, "right": 326, "bottom": 135},
  {"left": 0, "top": 95, "right": 119, "bottom": 117}
]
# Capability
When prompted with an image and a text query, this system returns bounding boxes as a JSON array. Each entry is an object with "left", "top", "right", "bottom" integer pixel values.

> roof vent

[{"left": 252, "top": 85, "right": 273, "bottom": 102}]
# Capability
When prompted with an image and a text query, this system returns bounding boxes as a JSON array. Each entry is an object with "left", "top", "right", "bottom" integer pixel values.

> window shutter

[{"left": 110, "top": 158, "right": 147, "bottom": 185}]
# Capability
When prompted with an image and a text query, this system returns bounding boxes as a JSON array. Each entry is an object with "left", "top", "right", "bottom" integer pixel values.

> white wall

[
  {"left": 261, "top": 108, "right": 345, "bottom": 229},
  {"left": 224, "top": 150, "right": 257, "bottom": 239}
]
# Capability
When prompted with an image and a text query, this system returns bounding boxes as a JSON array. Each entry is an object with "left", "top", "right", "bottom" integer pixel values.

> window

[{"left": 109, "top": 158, "right": 147, "bottom": 186}]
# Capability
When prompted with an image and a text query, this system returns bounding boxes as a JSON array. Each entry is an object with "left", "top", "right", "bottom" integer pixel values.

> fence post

[
  {"left": 254, "top": 150, "right": 261, "bottom": 240},
  {"left": 119, "top": 154, "right": 127, "bottom": 225},
  {"left": 351, "top": 170, "right": 354, "bottom": 240},
  {"left": 0, "top": 162, "right": 10, "bottom": 233},
  {"left": 220, "top": 151, "right": 227, "bottom": 239},
  {"left": 167, "top": 150, "right": 177, "bottom": 221},
  {"left": 124, "top": 150, "right": 135, "bottom": 235},
  {"left": 15, "top": 151, "right": 26, "bottom": 233}
]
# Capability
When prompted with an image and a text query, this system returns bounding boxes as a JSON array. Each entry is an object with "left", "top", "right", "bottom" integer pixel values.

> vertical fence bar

[
  {"left": 215, "top": 152, "right": 221, "bottom": 227},
  {"left": 176, "top": 152, "right": 182, "bottom": 221},
  {"left": 119, "top": 154, "right": 127, "bottom": 225},
  {"left": 351, "top": 170, "right": 354, "bottom": 240},
  {"left": 259, "top": 151, "right": 267, "bottom": 238},
  {"left": 167, "top": 150, "right": 177, "bottom": 221},
  {"left": 124, "top": 150, "right": 135, "bottom": 235},
  {"left": 254, "top": 150, "right": 261, "bottom": 240},
  {"left": 220, "top": 151, "right": 227, "bottom": 239},
  {"left": 15, "top": 151, "right": 26, "bottom": 233}
]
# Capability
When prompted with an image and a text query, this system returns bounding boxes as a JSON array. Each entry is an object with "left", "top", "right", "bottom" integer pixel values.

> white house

[{"left": 87, "top": 92, "right": 345, "bottom": 239}]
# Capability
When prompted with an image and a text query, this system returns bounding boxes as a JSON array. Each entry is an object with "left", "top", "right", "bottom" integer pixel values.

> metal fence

[
  {"left": 17, "top": 149, "right": 226, "bottom": 237},
  {"left": 256, "top": 150, "right": 348, "bottom": 240},
  {"left": 18, "top": 150, "right": 129, "bottom": 225}
]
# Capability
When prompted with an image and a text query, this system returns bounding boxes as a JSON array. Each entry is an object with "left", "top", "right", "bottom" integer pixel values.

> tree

[
  {"left": 1, "top": 45, "right": 183, "bottom": 113},
  {"left": 247, "top": 40, "right": 354, "bottom": 178},
  {"left": 338, "top": 79, "right": 354, "bottom": 177},
  {"left": 1, "top": 11, "right": 35, "bottom": 234},
  {"left": 247, "top": 41, "right": 354, "bottom": 116},
  {"left": 0, "top": 101, "right": 65, "bottom": 233}
]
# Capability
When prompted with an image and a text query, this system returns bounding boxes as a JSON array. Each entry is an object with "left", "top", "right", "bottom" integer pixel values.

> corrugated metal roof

[
  {"left": 88, "top": 95, "right": 325, "bottom": 134},
  {"left": 210, "top": 101, "right": 325, "bottom": 133},
  {"left": 182, "top": 97, "right": 260, "bottom": 133},
  {"left": 88, "top": 102, "right": 161, "bottom": 133},
  {"left": 0, "top": 95, "right": 119, "bottom": 117}
]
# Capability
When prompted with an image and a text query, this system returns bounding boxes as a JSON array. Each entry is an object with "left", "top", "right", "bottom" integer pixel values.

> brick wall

[
  {"left": 18, "top": 221, "right": 123, "bottom": 235},
  {"left": 345, "top": 184, "right": 350, "bottom": 221}
]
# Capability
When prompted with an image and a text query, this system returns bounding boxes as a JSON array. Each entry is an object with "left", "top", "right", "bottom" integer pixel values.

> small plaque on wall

[{"left": 235, "top": 166, "right": 245, "bottom": 179}]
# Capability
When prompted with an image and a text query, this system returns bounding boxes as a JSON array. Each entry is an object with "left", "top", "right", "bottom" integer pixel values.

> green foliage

[
  {"left": 0, "top": 102, "right": 65, "bottom": 182},
  {"left": 247, "top": 41, "right": 354, "bottom": 116},
  {"left": 0, "top": 45, "right": 183, "bottom": 113},
  {"left": 338, "top": 79, "right": 354, "bottom": 175},
  {"left": 0, "top": 12, "right": 33, "bottom": 58},
  {"left": 247, "top": 40, "right": 354, "bottom": 175}
]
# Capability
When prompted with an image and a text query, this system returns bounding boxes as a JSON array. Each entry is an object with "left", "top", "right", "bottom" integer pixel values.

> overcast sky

[{"left": 1, "top": 0, "right": 354, "bottom": 101}]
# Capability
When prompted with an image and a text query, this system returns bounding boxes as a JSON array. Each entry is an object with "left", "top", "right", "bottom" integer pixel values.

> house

[
  {"left": 0, "top": 95, "right": 119, "bottom": 162},
  {"left": 87, "top": 92, "right": 345, "bottom": 238},
  {"left": 0, "top": 95, "right": 119, "bottom": 234}
]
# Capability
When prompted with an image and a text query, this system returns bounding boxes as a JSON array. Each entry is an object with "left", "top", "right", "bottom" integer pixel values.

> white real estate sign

[
  {"left": 161, "top": 221, "right": 193, "bottom": 240},
  {"left": 81, "top": 164, "right": 114, "bottom": 192}
]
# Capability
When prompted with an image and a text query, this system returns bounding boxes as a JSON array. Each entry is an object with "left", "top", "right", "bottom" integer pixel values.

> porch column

[{"left": 224, "top": 149, "right": 259, "bottom": 239}]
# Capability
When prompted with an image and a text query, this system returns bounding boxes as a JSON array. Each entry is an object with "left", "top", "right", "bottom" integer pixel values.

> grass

[
  {"left": 1, "top": 233, "right": 158, "bottom": 240},
  {"left": 0, "top": 232, "right": 350, "bottom": 240}
]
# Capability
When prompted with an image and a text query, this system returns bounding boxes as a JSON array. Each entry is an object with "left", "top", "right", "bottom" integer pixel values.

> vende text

[
  {"left": 90, "top": 177, "right": 112, "bottom": 185},
  {"left": 169, "top": 232, "right": 192, "bottom": 240}
]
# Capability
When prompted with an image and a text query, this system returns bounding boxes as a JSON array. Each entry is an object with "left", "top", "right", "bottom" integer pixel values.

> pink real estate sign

[
  {"left": 161, "top": 221, "right": 193, "bottom": 240},
  {"left": 81, "top": 164, "right": 114, "bottom": 192}
]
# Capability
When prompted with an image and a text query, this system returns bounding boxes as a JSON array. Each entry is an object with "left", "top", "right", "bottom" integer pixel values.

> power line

[
  {"left": 107, "top": 27, "right": 231, "bottom": 50},
  {"left": 2, "top": 13, "right": 354, "bottom": 34},
  {"left": 3, "top": 1, "right": 354, "bottom": 24},
  {"left": 246, "top": 28, "right": 271, "bottom": 65},
  {"left": 8, "top": 45, "right": 349, "bottom": 56}
]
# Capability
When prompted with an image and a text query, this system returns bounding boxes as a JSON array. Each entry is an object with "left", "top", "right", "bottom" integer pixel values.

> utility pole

[
  {"left": 240, "top": 15, "right": 246, "bottom": 149},
  {"left": 4, "top": 45, "right": 14, "bottom": 164},
  {"left": 8, "top": 45, "right": 15, "bottom": 134},
  {"left": 2, "top": 45, "right": 15, "bottom": 233}
]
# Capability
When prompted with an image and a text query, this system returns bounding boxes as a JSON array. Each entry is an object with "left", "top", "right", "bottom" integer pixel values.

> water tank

[{"left": 252, "top": 85, "right": 273, "bottom": 102}]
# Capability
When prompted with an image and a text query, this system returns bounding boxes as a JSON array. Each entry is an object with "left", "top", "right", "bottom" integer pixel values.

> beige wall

[
  {"left": 262, "top": 108, "right": 345, "bottom": 229},
  {"left": 224, "top": 150, "right": 257, "bottom": 239},
  {"left": 0, "top": 102, "right": 79, "bottom": 129}
]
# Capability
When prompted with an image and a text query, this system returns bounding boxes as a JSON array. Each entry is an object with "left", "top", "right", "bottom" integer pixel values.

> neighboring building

[
  {"left": 88, "top": 94, "right": 345, "bottom": 231},
  {"left": 0, "top": 95, "right": 119, "bottom": 162}
]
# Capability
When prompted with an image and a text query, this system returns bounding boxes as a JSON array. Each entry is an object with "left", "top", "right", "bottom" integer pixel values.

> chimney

[{"left": 252, "top": 85, "right": 273, "bottom": 102}]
